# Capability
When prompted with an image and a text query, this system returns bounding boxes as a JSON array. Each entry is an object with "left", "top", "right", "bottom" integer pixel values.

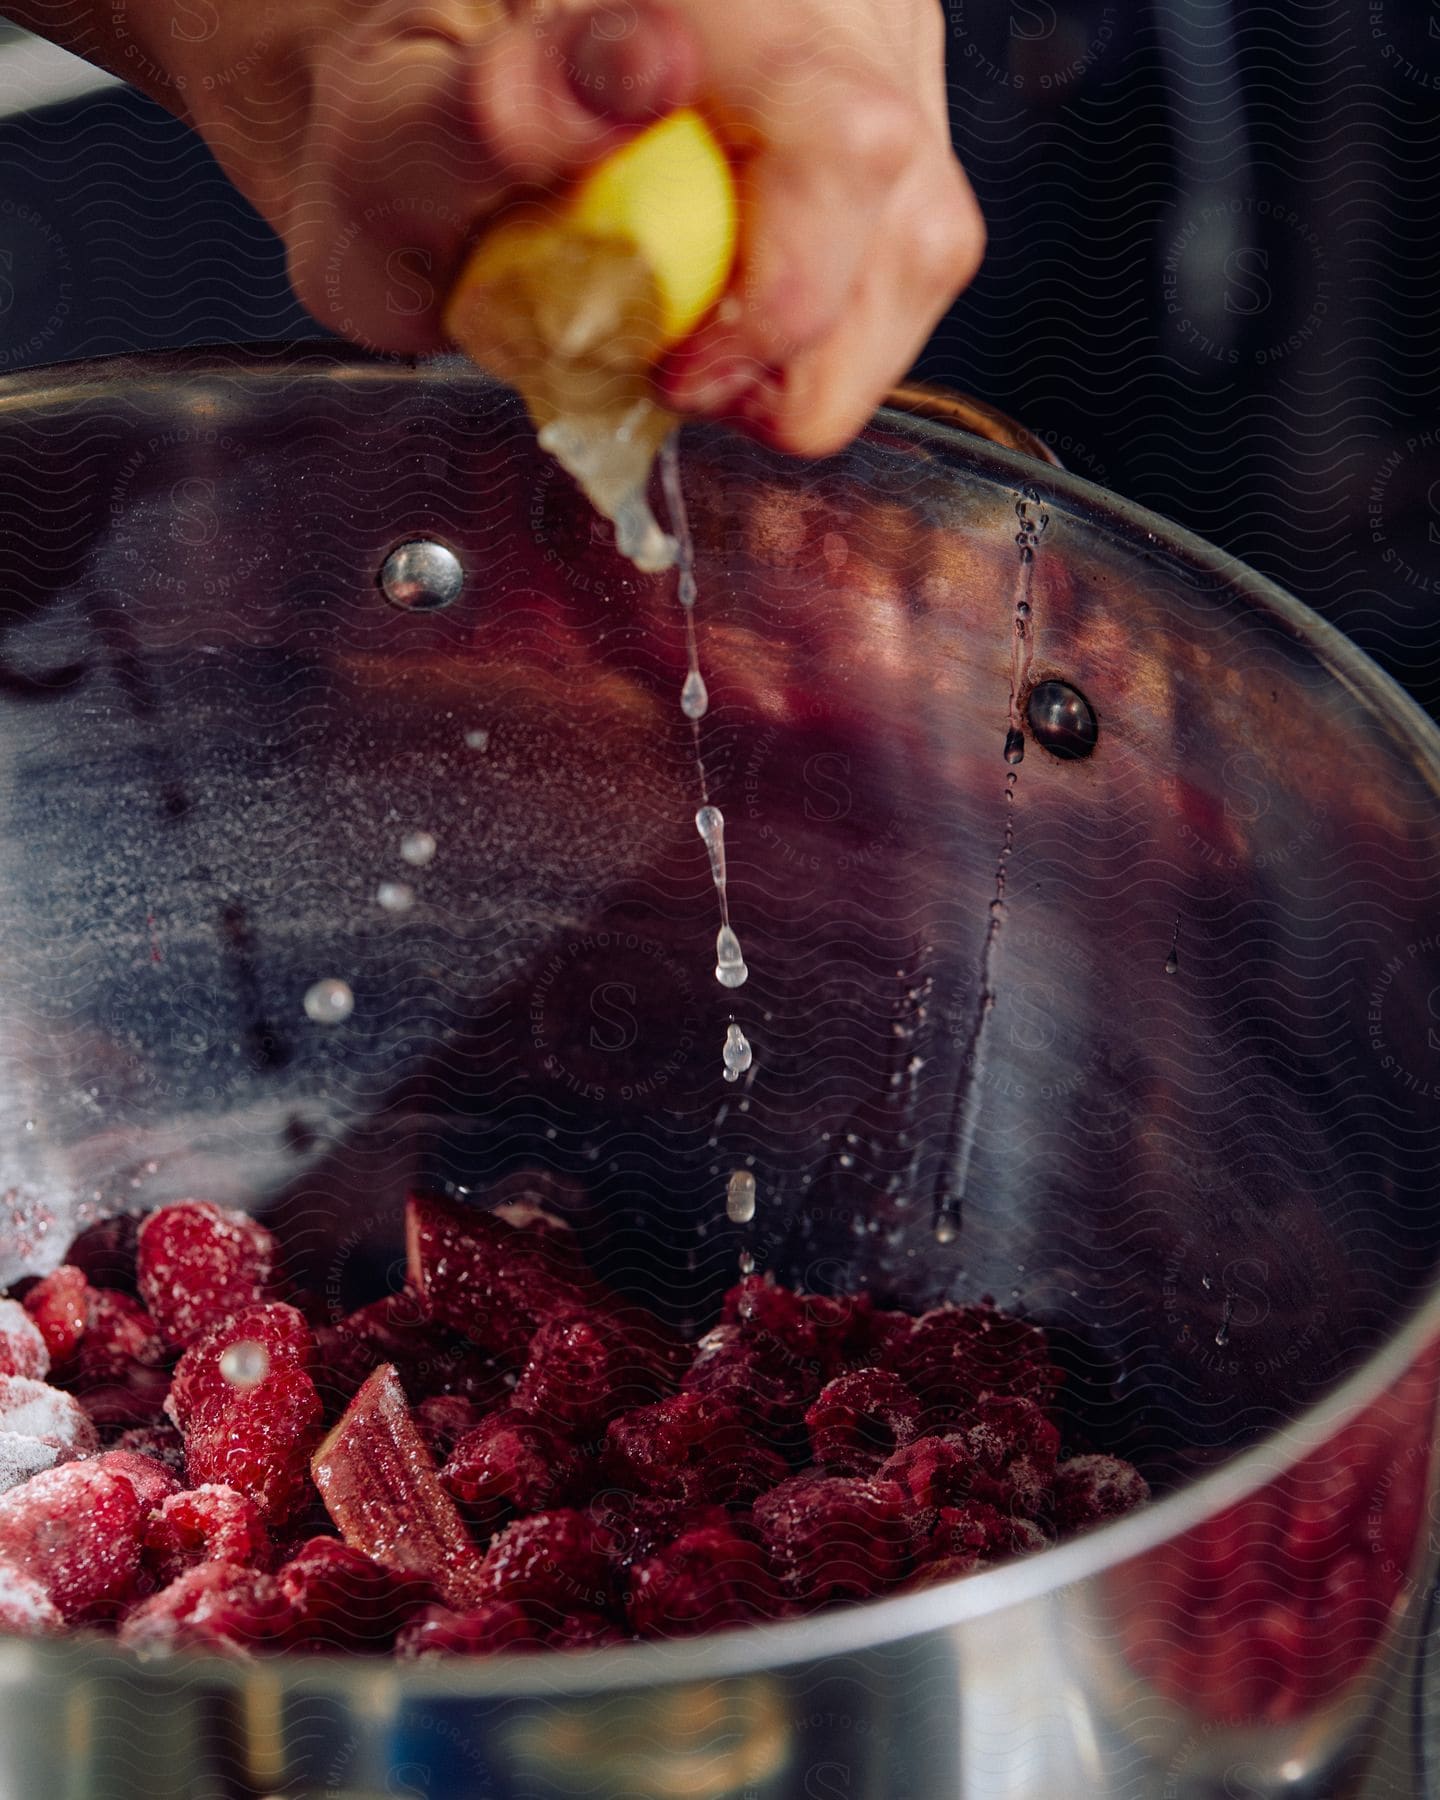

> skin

[{"left": 10, "top": 0, "right": 984, "bottom": 455}]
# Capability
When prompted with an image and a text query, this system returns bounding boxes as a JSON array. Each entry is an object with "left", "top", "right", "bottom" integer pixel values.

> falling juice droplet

[
  {"left": 681, "top": 668, "right": 709, "bottom": 720},
  {"left": 934, "top": 1214, "right": 959, "bottom": 1246},
  {"left": 738, "top": 1248, "right": 756, "bottom": 1274},
  {"left": 377, "top": 881, "right": 414, "bottom": 914},
  {"left": 1004, "top": 728, "right": 1025, "bottom": 765},
  {"left": 303, "top": 978, "right": 354, "bottom": 1024},
  {"left": 219, "top": 1339, "right": 270, "bottom": 1390},
  {"left": 722, "top": 1022, "right": 753, "bottom": 1083},
  {"left": 715, "top": 924, "right": 748, "bottom": 989},
  {"left": 1215, "top": 1295, "right": 1234, "bottom": 1348},
  {"left": 1164, "top": 948, "right": 1179, "bottom": 976},
  {"left": 400, "top": 830, "right": 436, "bottom": 867},
  {"left": 726, "top": 1169, "right": 757, "bottom": 1224},
  {"left": 1016, "top": 600, "right": 1031, "bottom": 619},
  {"left": 695, "top": 805, "right": 727, "bottom": 889},
  {"left": 1165, "top": 914, "right": 1181, "bottom": 976}
]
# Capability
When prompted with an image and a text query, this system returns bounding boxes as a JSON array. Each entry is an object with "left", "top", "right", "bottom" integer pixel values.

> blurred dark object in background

[{"left": 0, "top": 2, "right": 1435, "bottom": 715}]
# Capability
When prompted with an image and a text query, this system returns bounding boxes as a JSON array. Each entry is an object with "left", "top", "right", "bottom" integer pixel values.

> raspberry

[
  {"left": 718, "top": 1277, "right": 857, "bottom": 1376},
  {"left": 315, "top": 1293, "right": 513, "bottom": 1414},
  {"left": 92, "top": 1448, "right": 184, "bottom": 1511},
  {"left": 512, "top": 1307, "right": 676, "bottom": 1433},
  {"left": 414, "top": 1395, "right": 487, "bottom": 1460},
  {"left": 0, "top": 1297, "right": 49, "bottom": 1379},
  {"left": 136, "top": 1201, "right": 277, "bottom": 1350},
  {"left": 1050, "top": 1456, "right": 1149, "bottom": 1534},
  {"left": 442, "top": 1411, "right": 592, "bottom": 1526},
  {"left": 958, "top": 1397, "right": 1060, "bottom": 1516},
  {"left": 628, "top": 1525, "right": 780, "bottom": 1638},
  {"left": 396, "top": 1600, "right": 545, "bottom": 1659},
  {"left": 682, "top": 1324, "right": 817, "bottom": 1438},
  {"left": 66, "top": 1215, "right": 140, "bottom": 1292},
  {"left": 882, "top": 1303, "right": 1059, "bottom": 1422},
  {"left": 0, "top": 1460, "right": 144, "bottom": 1621},
  {"left": 846, "top": 1307, "right": 913, "bottom": 1368},
  {"left": 546, "top": 1610, "right": 627, "bottom": 1649},
  {"left": 279, "top": 1537, "right": 435, "bottom": 1651},
  {"left": 806, "top": 1370, "right": 923, "bottom": 1475},
  {"left": 920, "top": 1501, "right": 1050, "bottom": 1571},
  {"left": 143, "top": 1486, "right": 272, "bottom": 1586},
  {"left": 110, "top": 1425, "right": 187, "bottom": 1484},
  {"left": 603, "top": 1393, "right": 787, "bottom": 1504},
  {"left": 22, "top": 1267, "right": 89, "bottom": 1366},
  {"left": 405, "top": 1191, "right": 593, "bottom": 1361},
  {"left": 183, "top": 1367, "right": 325, "bottom": 1522},
  {"left": 753, "top": 1475, "right": 912, "bottom": 1607},
  {"left": 877, "top": 1436, "right": 976, "bottom": 1512},
  {"left": 0, "top": 1433, "right": 66, "bottom": 1493},
  {"left": 0, "top": 1560, "right": 63, "bottom": 1635},
  {"left": 587, "top": 1492, "right": 731, "bottom": 1568},
  {"left": 479, "top": 1509, "right": 615, "bottom": 1618},
  {"left": 65, "top": 1290, "right": 171, "bottom": 1429},
  {"left": 118, "top": 1562, "right": 296, "bottom": 1657},
  {"left": 0, "top": 1375, "right": 98, "bottom": 1460},
  {"left": 166, "top": 1302, "right": 314, "bottom": 1430}
]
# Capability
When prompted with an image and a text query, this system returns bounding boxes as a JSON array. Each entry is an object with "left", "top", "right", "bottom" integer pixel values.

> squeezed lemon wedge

[{"left": 445, "top": 109, "right": 737, "bottom": 571}]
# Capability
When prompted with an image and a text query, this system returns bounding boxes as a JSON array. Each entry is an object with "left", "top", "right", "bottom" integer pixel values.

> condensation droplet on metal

[
  {"left": 219, "top": 1340, "right": 270, "bottom": 1390},
  {"left": 378, "top": 539, "right": 464, "bottom": 612},
  {"left": 726, "top": 1170, "right": 757, "bottom": 1224},
  {"left": 1164, "top": 948, "right": 1179, "bottom": 976},
  {"left": 377, "top": 881, "right": 414, "bottom": 914},
  {"left": 1003, "top": 728, "right": 1025, "bottom": 766},
  {"left": 400, "top": 830, "right": 437, "bottom": 867},
  {"left": 934, "top": 1215, "right": 959, "bottom": 1246},
  {"left": 681, "top": 668, "right": 709, "bottom": 720},
  {"left": 722, "top": 1022, "right": 753, "bottom": 1083},
  {"left": 303, "top": 978, "right": 354, "bottom": 1025},
  {"left": 715, "top": 924, "right": 748, "bottom": 989}
]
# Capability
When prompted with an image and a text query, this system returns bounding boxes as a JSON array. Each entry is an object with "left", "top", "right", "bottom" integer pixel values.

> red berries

[
  {"left": 136, "top": 1201, "right": 277, "bottom": 1350},
  {"left": 806, "top": 1369, "right": 923, "bottom": 1474},
  {"left": 753, "top": 1475, "right": 913, "bottom": 1607}
]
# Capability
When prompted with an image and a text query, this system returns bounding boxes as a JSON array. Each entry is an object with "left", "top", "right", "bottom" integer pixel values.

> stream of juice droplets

[{"left": 658, "top": 437, "right": 756, "bottom": 1227}]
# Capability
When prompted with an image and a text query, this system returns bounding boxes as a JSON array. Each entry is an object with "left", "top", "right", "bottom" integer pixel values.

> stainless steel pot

[{"left": 0, "top": 346, "right": 1437, "bottom": 1800}]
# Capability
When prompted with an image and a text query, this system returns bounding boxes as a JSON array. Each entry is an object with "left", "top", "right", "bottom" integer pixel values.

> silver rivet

[{"left": 378, "top": 540, "right": 464, "bottom": 612}]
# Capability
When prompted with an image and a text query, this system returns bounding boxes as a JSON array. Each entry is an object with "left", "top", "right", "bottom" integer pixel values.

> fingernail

[{"left": 559, "top": 3, "right": 699, "bottom": 123}]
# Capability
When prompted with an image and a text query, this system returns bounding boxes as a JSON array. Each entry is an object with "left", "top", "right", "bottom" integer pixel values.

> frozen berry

[
  {"left": 512, "top": 1307, "right": 676, "bottom": 1433},
  {"left": 414, "top": 1395, "right": 487, "bottom": 1461},
  {"left": 111, "top": 1423, "right": 187, "bottom": 1482},
  {"left": 64, "top": 1290, "right": 171, "bottom": 1429},
  {"left": 315, "top": 1293, "right": 513, "bottom": 1415},
  {"left": 279, "top": 1537, "right": 435, "bottom": 1651},
  {"left": 1050, "top": 1456, "right": 1150, "bottom": 1534},
  {"left": 442, "top": 1411, "right": 591, "bottom": 1526},
  {"left": 719, "top": 1277, "right": 855, "bottom": 1375},
  {"left": 183, "top": 1367, "right": 324, "bottom": 1522},
  {"left": 0, "top": 1460, "right": 144, "bottom": 1621},
  {"left": 22, "top": 1267, "right": 89, "bottom": 1366},
  {"left": 878, "top": 1435, "right": 976, "bottom": 1512},
  {"left": 921, "top": 1501, "right": 1049, "bottom": 1572},
  {"left": 479, "top": 1509, "right": 615, "bottom": 1618},
  {"left": 66, "top": 1215, "right": 140, "bottom": 1292},
  {"left": 396, "top": 1600, "right": 544, "bottom": 1659},
  {"left": 628, "top": 1525, "right": 781, "bottom": 1638},
  {"left": 546, "top": 1610, "right": 627, "bottom": 1649},
  {"left": 166, "top": 1302, "right": 314, "bottom": 1430},
  {"left": 136, "top": 1201, "right": 277, "bottom": 1350},
  {"left": 0, "top": 1375, "right": 98, "bottom": 1459},
  {"left": 0, "top": 1297, "right": 49, "bottom": 1379},
  {"left": 587, "top": 1492, "right": 731, "bottom": 1568},
  {"left": 682, "top": 1324, "right": 817, "bottom": 1438},
  {"left": 604, "top": 1393, "right": 788, "bottom": 1504},
  {"left": 92, "top": 1449, "right": 184, "bottom": 1511},
  {"left": 883, "top": 1303, "right": 1060, "bottom": 1422},
  {"left": 806, "top": 1370, "right": 923, "bottom": 1475},
  {"left": 753, "top": 1475, "right": 912, "bottom": 1608},
  {"left": 0, "top": 1560, "right": 63, "bottom": 1635},
  {"left": 958, "top": 1397, "right": 1060, "bottom": 1516},
  {"left": 118, "top": 1562, "right": 297, "bottom": 1657},
  {"left": 143, "top": 1486, "right": 272, "bottom": 1586}
]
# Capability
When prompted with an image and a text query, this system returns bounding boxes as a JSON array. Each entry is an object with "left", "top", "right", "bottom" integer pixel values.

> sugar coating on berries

[
  {"left": 118, "top": 1561, "right": 297, "bottom": 1658},
  {"left": 0, "top": 1433, "right": 63, "bottom": 1494},
  {"left": 682, "top": 1322, "right": 817, "bottom": 1435},
  {"left": 396, "top": 1599, "right": 545, "bottom": 1659},
  {"left": 443, "top": 1410, "right": 591, "bottom": 1522},
  {"left": 753, "top": 1475, "right": 913, "bottom": 1607},
  {"left": 167, "top": 1303, "right": 314, "bottom": 1430},
  {"left": 883, "top": 1303, "right": 1060, "bottom": 1421},
  {"left": 512, "top": 1307, "right": 677, "bottom": 1432},
  {"left": 0, "top": 1559, "right": 63, "bottom": 1635},
  {"left": 959, "top": 1396, "right": 1061, "bottom": 1516},
  {"left": 184, "top": 1367, "right": 324, "bottom": 1522},
  {"left": 920, "top": 1501, "right": 1051, "bottom": 1572},
  {"left": 279, "top": 1536, "right": 435, "bottom": 1651},
  {"left": 878, "top": 1435, "right": 976, "bottom": 1512},
  {"left": 806, "top": 1369, "right": 923, "bottom": 1475},
  {"left": 0, "top": 1460, "right": 144, "bottom": 1621},
  {"left": 604, "top": 1392, "right": 787, "bottom": 1504},
  {"left": 0, "top": 1376, "right": 99, "bottom": 1458},
  {"left": 143, "top": 1486, "right": 272, "bottom": 1587},
  {"left": 628, "top": 1525, "right": 781, "bottom": 1638},
  {"left": 0, "top": 1298, "right": 49, "bottom": 1380},
  {"left": 479, "top": 1509, "right": 615, "bottom": 1617},
  {"left": 1050, "top": 1456, "right": 1150, "bottom": 1533},
  {"left": 136, "top": 1201, "right": 277, "bottom": 1350}
]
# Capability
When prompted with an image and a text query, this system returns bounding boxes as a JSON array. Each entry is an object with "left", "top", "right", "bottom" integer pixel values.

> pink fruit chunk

[
  {"left": 0, "top": 1559, "right": 63, "bottom": 1635},
  {"left": 414, "top": 1395, "right": 487, "bottom": 1460},
  {"left": 0, "top": 1460, "right": 144, "bottom": 1621},
  {"left": 1050, "top": 1455, "right": 1150, "bottom": 1534},
  {"left": 442, "top": 1410, "right": 592, "bottom": 1525},
  {"left": 143, "top": 1486, "right": 272, "bottom": 1586},
  {"left": 396, "top": 1599, "right": 545, "bottom": 1659},
  {"left": 511, "top": 1306, "right": 678, "bottom": 1432},
  {"left": 280, "top": 1537, "right": 437, "bottom": 1651},
  {"left": 118, "top": 1561, "right": 297, "bottom": 1657},
  {"left": 311, "top": 1363, "right": 488, "bottom": 1612},
  {"left": 136, "top": 1201, "right": 277, "bottom": 1350},
  {"left": 878, "top": 1435, "right": 976, "bottom": 1512},
  {"left": 0, "top": 1376, "right": 99, "bottom": 1459},
  {"left": 166, "top": 1302, "right": 315, "bottom": 1430},
  {"left": 603, "top": 1392, "right": 788, "bottom": 1504},
  {"left": 806, "top": 1369, "right": 923, "bottom": 1475},
  {"left": 753, "top": 1475, "right": 913, "bottom": 1608},
  {"left": 0, "top": 1297, "right": 49, "bottom": 1380},
  {"left": 478, "top": 1509, "right": 615, "bottom": 1618},
  {"left": 882, "top": 1302, "right": 1060, "bottom": 1423},
  {"left": 719, "top": 1277, "right": 860, "bottom": 1377},
  {"left": 314, "top": 1292, "right": 512, "bottom": 1414},
  {"left": 184, "top": 1367, "right": 324, "bottom": 1523},
  {"left": 92, "top": 1449, "right": 184, "bottom": 1511},
  {"left": 628, "top": 1524, "right": 781, "bottom": 1638}
]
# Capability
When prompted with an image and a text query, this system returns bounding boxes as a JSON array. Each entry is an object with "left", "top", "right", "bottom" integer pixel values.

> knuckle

[
  {"left": 840, "top": 85, "right": 915, "bottom": 184},
  {"left": 911, "top": 181, "right": 985, "bottom": 294}
]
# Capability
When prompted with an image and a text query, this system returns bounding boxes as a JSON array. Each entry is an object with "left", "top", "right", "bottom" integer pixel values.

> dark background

[{"left": 0, "top": 0, "right": 1437, "bottom": 715}]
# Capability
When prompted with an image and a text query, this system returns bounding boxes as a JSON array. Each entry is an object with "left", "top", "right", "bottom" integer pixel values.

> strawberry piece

[
  {"left": 166, "top": 1302, "right": 314, "bottom": 1430},
  {"left": 278, "top": 1537, "right": 435, "bottom": 1651},
  {"left": 752, "top": 1475, "right": 913, "bottom": 1608},
  {"left": 0, "top": 1560, "right": 63, "bottom": 1635},
  {"left": 478, "top": 1509, "right": 615, "bottom": 1619},
  {"left": 0, "top": 1297, "right": 49, "bottom": 1379},
  {"left": 0, "top": 1376, "right": 98, "bottom": 1459},
  {"left": 22, "top": 1267, "right": 88, "bottom": 1366},
  {"left": 184, "top": 1367, "right": 324, "bottom": 1523},
  {"left": 396, "top": 1599, "right": 545, "bottom": 1659},
  {"left": 442, "top": 1410, "right": 592, "bottom": 1527},
  {"left": 404, "top": 1191, "right": 593, "bottom": 1361},
  {"left": 719, "top": 1276, "right": 861, "bottom": 1376},
  {"left": 603, "top": 1393, "right": 787, "bottom": 1504},
  {"left": 920, "top": 1501, "right": 1049, "bottom": 1570},
  {"left": 414, "top": 1395, "right": 487, "bottom": 1460},
  {"left": 92, "top": 1448, "right": 184, "bottom": 1511},
  {"left": 682, "top": 1323, "right": 818, "bottom": 1440},
  {"left": 628, "top": 1524, "right": 781, "bottom": 1638},
  {"left": 957, "top": 1396, "right": 1060, "bottom": 1516},
  {"left": 0, "top": 1460, "right": 144, "bottom": 1621},
  {"left": 118, "top": 1562, "right": 297, "bottom": 1657},
  {"left": 511, "top": 1307, "right": 678, "bottom": 1433},
  {"left": 311, "top": 1363, "right": 488, "bottom": 1611},
  {"left": 136, "top": 1201, "right": 277, "bottom": 1350},
  {"left": 806, "top": 1369, "right": 923, "bottom": 1475},
  {"left": 142, "top": 1486, "right": 272, "bottom": 1586},
  {"left": 314, "top": 1294, "right": 512, "bottom": 1414}
]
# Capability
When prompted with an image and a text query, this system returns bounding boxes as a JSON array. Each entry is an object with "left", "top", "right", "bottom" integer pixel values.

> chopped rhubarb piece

[
  {"left": 143, "top": 1486, "right": 272, "bottom": 1586},
  {"left": 752, "top": 1475, "right": 912, "bottom": 1608},
  {"left": 396, "top": 1599, "right": 545, "bottom": 1659},
  {"left": 0, "top": 1560, "right": 63, "bottom": 1635},
  {"left": 166, "top": 1302, "right": 314, "bottom": 1430},
  {"left": 311, "top": 1364, "right": 488, "bottom": 1611},
  {"left": 0, "top": 1460, "right": 144, "bottom": 1621},
  {"left": 111, "top": 1423, "right": 187, "bottom": 1482},
  {"left": 0, "top": 1297, "right": 49, "bottom": 1380},
  {"left": 511, "top": 1307, "right": 677, "bottom": 1432},
  {"left": 66, "top": 1214, "right": 140, "bottom": 1292},
  {"left": 22, "top": 1267, "right": 88, "bottom": 1366},
  {"left": 603, "top": 1393, "right": 787, "bottom": 1504},
  {"left": 882, "top": 1302, "right": 1060, "bottom": 1422},
  {"left": 1050, "top": 1455, "right": 1150, "bottom": 1533},
  {"left": 806, "top": 1369, "right": 923, "bottom": 1475},
  {"left": 628, "top": 1524, "right": 781, "bottom": 1638},
  {"left": 404, "top": 1190, "right": 593, "bottom": 1360},
  {"left": 442, "top": 1410, "right": 591, "bottom": 1526},
  {"left": 587, "top": 1493, "right": 731, "bottom": 1568},
  {"left": 184, "top": 1367, "right": 324, "bottom": 1523},
  {"left": 958, "top": 1397, "right": 1060, "bottom": 1516},
  {"left": 0, "top": 1376, "right": 98, "bottom": 1459},
  {"left": 118, "top": 1562, "right": 297, "bottom": 1657},
  {"left": 280, "top": 1537, "right": 436, "bottom": 1651},
  {"left": 878, "top": 1434, "right": 976, "bottom": 1512},
  {"left": 478, "top": 1509, "right": 615, "bottom": 1617},
  {"left": 136, "top": 1201, "right": 277, "bottom": 1350}
]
